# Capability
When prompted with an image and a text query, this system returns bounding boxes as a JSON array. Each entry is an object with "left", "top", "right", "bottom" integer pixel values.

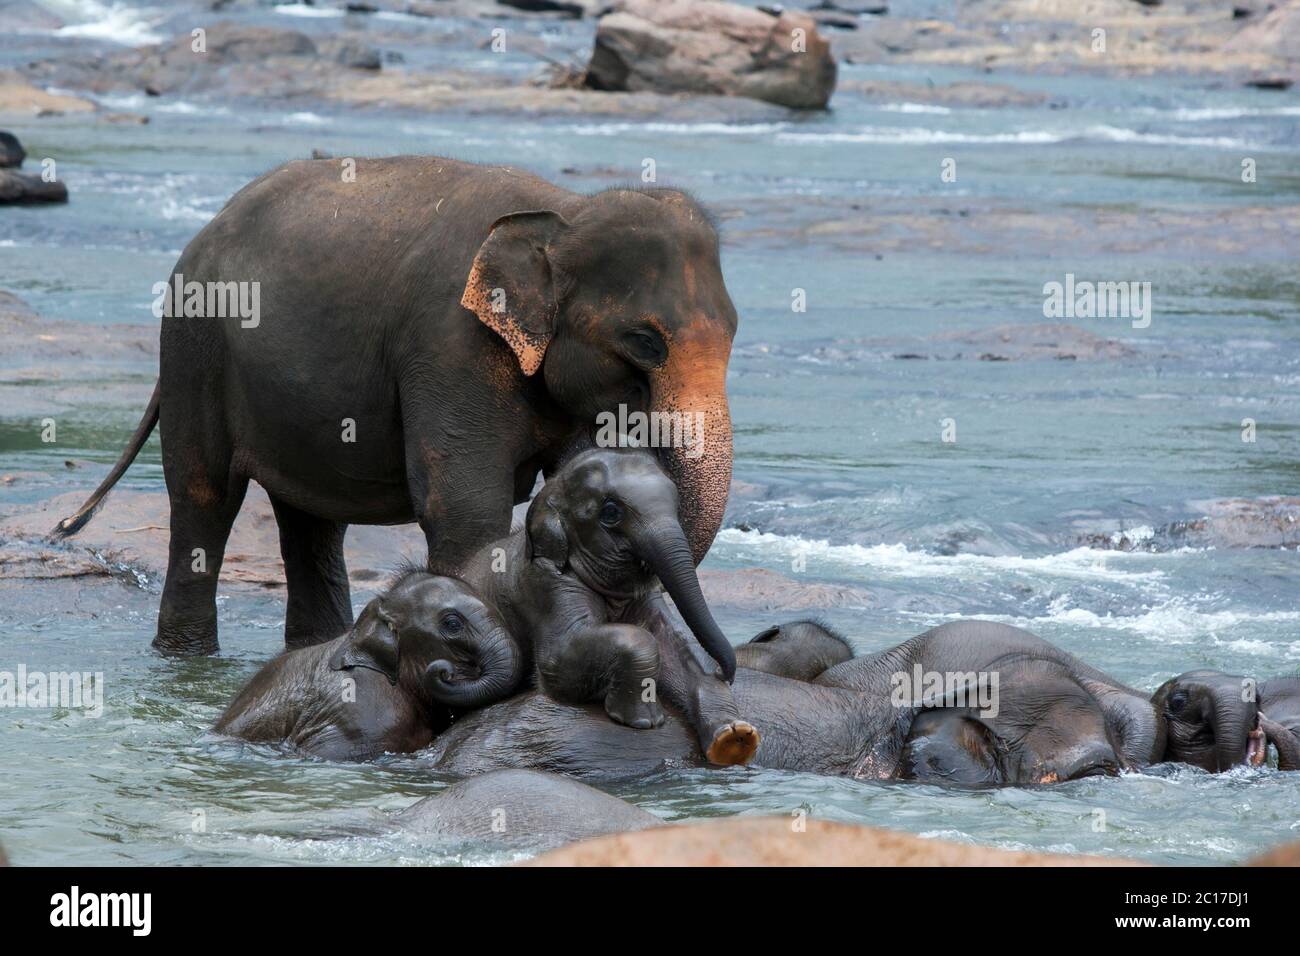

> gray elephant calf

[
  {"left": 460, "top": 447, "right": 760, "bottom": 766},
  {"left": 213, "top": 571, "right": 520, "bottom": 761}
]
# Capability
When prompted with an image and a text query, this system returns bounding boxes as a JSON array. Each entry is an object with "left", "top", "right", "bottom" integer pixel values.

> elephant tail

[{"left": 49, "top": 379, "right": 161, "bottom": 539}]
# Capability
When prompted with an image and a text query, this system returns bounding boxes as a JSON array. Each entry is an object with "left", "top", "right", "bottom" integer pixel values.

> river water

[{"left": 1, "top": 1, "right": 1298, "bottom": 865}]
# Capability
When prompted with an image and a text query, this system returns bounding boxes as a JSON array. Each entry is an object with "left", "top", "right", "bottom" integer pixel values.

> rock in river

[
  {"left": 586, "top": 0, "right": 837, "bottom": 110},
  {"left": 0, "top": 132, "right": 67, "bottom": 204}
]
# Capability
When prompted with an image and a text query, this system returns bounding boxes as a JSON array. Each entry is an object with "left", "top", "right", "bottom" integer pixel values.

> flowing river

[{"left": 1, "top": 0, "right": 1298, "bottom": 865}]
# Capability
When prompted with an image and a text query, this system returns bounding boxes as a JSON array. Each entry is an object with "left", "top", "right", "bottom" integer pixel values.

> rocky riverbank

[{"left": 2, "top": 0, "right": 1296, "bottom": 128}]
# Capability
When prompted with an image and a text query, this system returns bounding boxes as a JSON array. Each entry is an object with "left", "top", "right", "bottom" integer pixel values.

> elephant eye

[
  {"left": 440, "top": 612, "right": 465, "bottom": 635},
  {"left": 1167, "top": 690, "right": 1188, "bottom": 714},
  {"left": 621, "top": 326, "right": 668, "bottom": 369},
  {"left": 599, "top": 499, "right": 624, "bottom": 528}
]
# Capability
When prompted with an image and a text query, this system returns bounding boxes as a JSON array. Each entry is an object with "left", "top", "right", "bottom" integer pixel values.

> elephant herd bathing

[{"left": 53, "top": 156, "right": 1298, "bottom": 848}]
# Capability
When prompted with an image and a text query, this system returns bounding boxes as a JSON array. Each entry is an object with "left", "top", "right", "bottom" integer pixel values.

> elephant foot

[
  {"left": 705, "top": 720, "right": 760, "bottom": 767},
  {"left": 605, "top": 693, "right": 665, "bottom": 730},
  {"left": 152, "top": 618, "right": 220, "bottom": 657}
]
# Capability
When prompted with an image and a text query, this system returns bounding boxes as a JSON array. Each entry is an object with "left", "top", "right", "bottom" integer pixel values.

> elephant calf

[
  {"left": 213, "top": 571, "right": 521, "bottom": 761},
  {"left": 462, "top": 447, "right": 760, "bottom": 766},
  {"left": 1152, "top": 671, "right": 1300, "bottom": 771}
]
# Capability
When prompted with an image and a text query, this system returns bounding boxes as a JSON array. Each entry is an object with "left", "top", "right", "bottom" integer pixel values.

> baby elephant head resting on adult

[
  {"left": 330, "top": 571, "right": 522, "bottom": 710},
  {"left": 525, "top": 447, "right": 737, "bottom": 681},
  {"left": 1150, "top": 670, "right": 1265, "bottom": 772},
  {"left": 460, "top": 189, "right": 738, "bottom": 564}
]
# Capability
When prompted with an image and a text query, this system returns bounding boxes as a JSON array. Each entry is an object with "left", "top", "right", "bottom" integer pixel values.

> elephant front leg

[
  {"left": 405, "top": 447, "right": 514, "bottom": 574},
  {"left": 538, "top": 625, "right": 665, "bottom": 730},
  {"left": 636, "top": 599, "right": 759, "bottom": 766}
]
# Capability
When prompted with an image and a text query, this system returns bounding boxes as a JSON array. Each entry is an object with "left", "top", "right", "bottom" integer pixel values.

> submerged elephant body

[
  {"left": 424, "top": 666, "right": 905, "bottom": 780},
  {"left": 396, "top": 769, "right": 660, "bottom": 848}
]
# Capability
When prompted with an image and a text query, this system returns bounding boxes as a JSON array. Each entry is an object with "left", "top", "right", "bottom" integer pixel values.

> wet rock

[
  {"left": 809, "top": 10, "right": 859, "bottom": 31},
  {"left": 1080, "top": 498, "right": 1300, "bottom": 552},
  {"left": 928, "top": 323, "right": 1138, "bottom": 362},
  {"left": 585, "top": 0, "right": 837, "bottom": 110},
  {"left": 100, "top": 112, "right": 150, "bottom": 125},
  {"left": 0, "top": 169, "right": 67, "bottom": 204},
  {"left": 1223, "top": 1, "right": 1300, "bottom": 63},
  {"left": 1, "top": 486, "right": 428, "bottom": 592},
  {"left": 1244, "top": 76, "right": 1294, "bottom": 90},
  {"left": 810, "top": 0, "right": 887, "bottom": 13},
  {"left": 0, "top": 131, "right": 24, "bottom": 168},
  {"left": 317, "top": 37, "right": 384, "bottom": 71},
  {"left": 23, "top": 23, "right": 382, "bottom": 100},
  {"left": 1249, "top": 840, "right": 1300, "bottom": 866},
  {"left": 499, "top": 0, "right": 589, "bottom": 16},
  {"left": 526, "top": 817, "right": 1138, "bottom": 866},
  {"left": 839, "top": 78, "right": 1049, "bottom": 108},
  {"left": 0, "top": 70, "right": 95, "bottom": 115},
  {"left": 697, "top": 567, "right": 872, "bottom": 610}
]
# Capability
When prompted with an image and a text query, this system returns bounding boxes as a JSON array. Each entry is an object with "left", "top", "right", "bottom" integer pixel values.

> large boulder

[
  {"left": 585, "top": 0, "right": 836, "bottom": 109},
  {"left": 527, "top": 818, "right": 1138, "bottom": 866},
  {"left": 0, "top": 131, "right": 24, "bottom": 168},
  {"left": 0, "top": 132, "right": 67, "bottom": 204},
  {"left": 0, "top": 169, "right": 67, "bottom": 204}
]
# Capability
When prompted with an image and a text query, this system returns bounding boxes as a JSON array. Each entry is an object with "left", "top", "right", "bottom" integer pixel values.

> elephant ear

[
  {"left": 525, "top": 487, "right": 568, "bottom": 569},
  {"left": 461, "top": 210, "right": 570, "bottom": 377},
  {"left": 329, "top": 600, "right": 401, "bottom": 685}
]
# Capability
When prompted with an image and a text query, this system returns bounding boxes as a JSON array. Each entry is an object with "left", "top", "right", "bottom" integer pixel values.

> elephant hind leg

[
  {"left": 269, "top": 496, "right": 352, "bottom": 649},
  {"left": 155, "top": 474, "right": 249, "bottom": 657}
]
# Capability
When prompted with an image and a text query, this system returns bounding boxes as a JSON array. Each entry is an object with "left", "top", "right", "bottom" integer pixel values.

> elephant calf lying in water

[
  {"left": 213, "top": 572, "right": 520, "bottom": 760},
  {"left": 425, "top": 620, "right": 1143, "bottom": 783},
  {"left": 423, "top": 619, "right": 1300, "bottom": 784},
  {"left": 744, "top": 621, "right": 1300, "bottom": 775}
]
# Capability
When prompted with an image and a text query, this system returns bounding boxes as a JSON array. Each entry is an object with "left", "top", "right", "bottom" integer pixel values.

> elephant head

[
  {"left": 1150, "top": 670, "right": 1264, "bottom": 772},
  {"left": 736, "top": 620, "right": 854, "bottom": 682},
  {"left": 525, "top": 447, "right": 736, "bottom": 681},
  {"left": 330, "top": 572, "right": 522, "bottom": 710},
  {"left": 896, "top": 660, "right": 1123, "bottom": 786},
  {"left": 460, "top": 189, "right": 738, "bottom": 563}
]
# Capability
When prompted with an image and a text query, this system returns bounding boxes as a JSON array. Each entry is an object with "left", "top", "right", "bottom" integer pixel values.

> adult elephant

[
  {"left": 423, "top": 621, "right": 1152, "bottom": 785},
  {"left": 51, "top": 157, "right": 738, "bottom": 656}
]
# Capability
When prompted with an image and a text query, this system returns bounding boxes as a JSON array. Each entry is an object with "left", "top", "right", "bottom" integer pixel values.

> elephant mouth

[{"left": 1246, "top": 723, "right": 1266, "bottom": 767}]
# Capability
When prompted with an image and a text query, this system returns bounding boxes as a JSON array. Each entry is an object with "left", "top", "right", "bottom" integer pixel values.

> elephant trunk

[
  {"left": 651, "top": 344, "right": 733, "bottom": 565},
  {"left": 632, "top": 517, "right": 736, "bottom": 682},
  {"left": 1260, "top": 717, "right": 1300, "bottom": 771},
  {"left": 1211, "top": 691, "right": 1258, "bottom": 771},
  {"left": 423, "top": 614, "right": 522, "bottom": 710}
]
